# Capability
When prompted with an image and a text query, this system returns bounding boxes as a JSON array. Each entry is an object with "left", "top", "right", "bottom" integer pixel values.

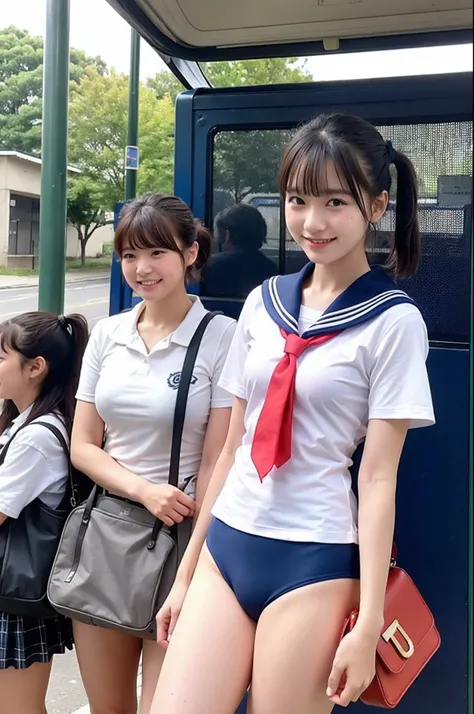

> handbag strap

[
  {"left": 167, "top": 310, "right": 222, "bottom": 489},
  {"left": 77, "top": 310, "right": 222, "bottom": 548}
]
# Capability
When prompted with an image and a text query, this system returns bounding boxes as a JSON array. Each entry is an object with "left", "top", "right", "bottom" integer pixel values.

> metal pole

[
  {"left": 125, "top": 30, "right": 140, "bottom": 201},
  {"left": 38, "top": 0, "right": 70, "bottom": 313}
]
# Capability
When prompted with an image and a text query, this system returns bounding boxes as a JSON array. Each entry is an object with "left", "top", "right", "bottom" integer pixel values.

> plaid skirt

[{"left": 0, "top": 611, "right": 73, "bottom": 670}]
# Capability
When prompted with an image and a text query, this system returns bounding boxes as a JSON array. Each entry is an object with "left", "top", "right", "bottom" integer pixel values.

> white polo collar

[
  {"left": 110, "top": 295, "right": 209, "bottom": 350},
  {"left": 12, "top": 404, "right": 33, "bottom": 428}
]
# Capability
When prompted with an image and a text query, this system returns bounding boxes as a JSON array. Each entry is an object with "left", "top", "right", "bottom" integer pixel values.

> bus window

[
  {"left": 371, "top": 120, "right": 472, "bottom": 345},
  {"left": 201, "top": 129, "right": 292, "bottom": 301}
]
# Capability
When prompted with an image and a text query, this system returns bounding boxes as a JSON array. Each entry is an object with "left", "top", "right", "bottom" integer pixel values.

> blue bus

[{"left": 106, "top": 2, "right": 472, "bottom": 711}]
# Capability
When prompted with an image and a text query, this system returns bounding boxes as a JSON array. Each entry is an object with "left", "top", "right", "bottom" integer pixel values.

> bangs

[
  {"left": 277, "top": 133, "right": 373, "bottom": 218},
  {"left": 114, "top": 204, "right": 180, "bottom": 255},
  {"left": 0, "top": 321, "right": 19, "bottom": 353}
]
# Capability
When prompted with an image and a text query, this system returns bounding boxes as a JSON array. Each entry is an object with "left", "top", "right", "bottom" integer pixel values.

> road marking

[
  {"left": 0, "top": 294, "right": 32, "bottom": 303},
  {"left": 1, "top": 298, "right": 109, "bottom": 320}
]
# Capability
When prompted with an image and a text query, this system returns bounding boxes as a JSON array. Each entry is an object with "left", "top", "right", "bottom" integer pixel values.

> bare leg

[
  {"left": 248, "top": 579, "right": 359, "bottom": 714},
  {"left": 139, "top": 639, "right": 165, "bottom": 714},
  {"left": 73, "top": 621, "right": 142, "bottom": 714},
  {"left": 0, "top": 660, "right": 53, "bottom": 714},
  {"left": 151, "top": 545, "right": 256, "bottom": 714}
]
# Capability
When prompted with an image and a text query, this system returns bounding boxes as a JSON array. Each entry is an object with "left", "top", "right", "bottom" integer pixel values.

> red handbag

[{"left": 340, "top": 549, "right": 441, "bottom": 708}]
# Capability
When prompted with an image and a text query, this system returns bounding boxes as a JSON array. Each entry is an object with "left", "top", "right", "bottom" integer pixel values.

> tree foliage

[
  {"left": 147, "top": 58, "right": 311, "bottom": 204},
  {"left": 67, "top": 177, "right": 108, "bottom": 266},
  {"left": 0, "top": 25, "right": 105, "bottom": 155},
  {"left": 68, "top": 69, "right": 175, "bottom": 210}
]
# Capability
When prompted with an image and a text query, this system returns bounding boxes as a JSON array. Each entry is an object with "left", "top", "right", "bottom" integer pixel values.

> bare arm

[
  {"left": 355, "top": 417, "right": 409, "bottom": 638},
  {"left": 175, "top": 396, "right": 246, "bottom": 585},
  {"left": 0, "top": 513, "right": 7, "bottom": 526},
  {"left": 194, "top": 406, "right": 232, "bottom": 513}
]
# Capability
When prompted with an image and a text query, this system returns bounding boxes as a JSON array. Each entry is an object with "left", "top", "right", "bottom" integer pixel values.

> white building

[{"left": 0, "top": 151, "right": 114, "bottom": 269}]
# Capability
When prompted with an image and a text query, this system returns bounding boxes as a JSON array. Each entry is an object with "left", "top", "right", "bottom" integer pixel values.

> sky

[{"left": 1, "top": 0, "right": 473, "bottom": 81}]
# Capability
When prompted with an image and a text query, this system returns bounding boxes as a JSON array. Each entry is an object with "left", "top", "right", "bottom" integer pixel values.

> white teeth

[{"left": 140, "top": 280, "right": 159, "bottom": 286}]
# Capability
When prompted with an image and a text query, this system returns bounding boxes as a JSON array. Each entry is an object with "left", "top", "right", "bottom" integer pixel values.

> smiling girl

[
  {"left": 151, "top": 113, "right": 435, "bottom": 714},
  {"left": 69, "top": 193, "right": 235, "bottom": 714}
]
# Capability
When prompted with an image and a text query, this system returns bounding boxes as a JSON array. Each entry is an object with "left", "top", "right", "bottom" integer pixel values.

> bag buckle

[{"left": 382, "top": 619, "right": 415, "bottom": 659}]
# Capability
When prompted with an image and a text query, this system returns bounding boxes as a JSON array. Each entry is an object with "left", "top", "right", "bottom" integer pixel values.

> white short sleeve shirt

[
  {"left": 76, "top": 297, "right": 235, "bottom": 494},
  {"left": 0, "top": 408, "right": 69, "bottom": 518},
  {"left": 212, "top": 286, "right": 435, "bottom": 543}
]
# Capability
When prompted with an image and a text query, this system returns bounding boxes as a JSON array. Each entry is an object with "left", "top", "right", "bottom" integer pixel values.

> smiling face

[
  {"left": 114, "top": 196, "right": 200, "bottom": 305},
  {"left": 120, "top": 241, "right": 198, "bottom": 303},
  {"left": 278, "top": 118, "right": 391, "bottom": 271},
  {"left": 285, "top": 161, "right": 386, "bottom": 266}
]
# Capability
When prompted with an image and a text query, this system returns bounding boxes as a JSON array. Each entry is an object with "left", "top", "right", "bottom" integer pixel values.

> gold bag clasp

[{"left": 382, "top": 619, "right": 415, "bottom": 659}]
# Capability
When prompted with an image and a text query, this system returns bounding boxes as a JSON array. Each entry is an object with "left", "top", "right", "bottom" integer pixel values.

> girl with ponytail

[
  {"left": 150, "top": 116, "right": 434, "bottom": 714},
  {"left": 70, "top": 193, "right": 235, "bottom": 713},
  {"left": 0, "top": 311, "right": 88, "bottom": 712}
]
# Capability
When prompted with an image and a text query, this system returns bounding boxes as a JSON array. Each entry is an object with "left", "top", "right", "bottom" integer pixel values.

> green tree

[
  {"left": 146, "top": 71, "right": 184, "bottom": 103},
  {"left": 147, "top": 58, "right": 310, "bottom": 205},
  {"left": 148, "top": 57, "right": 310, "bottom": 101},
  {"left": 68, "top": 69, "right": 175, "bottom": 210},
  {"left": 207, "top": 60, "right": 309, "bottom": 203},
  {"left": 0, "top": 26, "right": 106, "bottom": 156},
  {"left": 67, "top": 177, "right": 109, "bottom": 266},
  {"left": 204, "top": 57, "right": 310, "bottom": 88}
]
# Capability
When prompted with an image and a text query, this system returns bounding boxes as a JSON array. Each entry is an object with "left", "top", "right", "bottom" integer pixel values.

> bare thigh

[
  {"left": 139, "top": 638, "right": 165, "bottom": 714},
  {"left": 73, "top": 621, "right": 142, "bottom": 714},
  {"left": 248, "top": 578, "right": 359, "bottom": 714},
  {"left": 151, "top": 544, "right": 256, "bottom": 714},
  {"left": 0, "top": 660, "right": 52, "bottom": 714}
]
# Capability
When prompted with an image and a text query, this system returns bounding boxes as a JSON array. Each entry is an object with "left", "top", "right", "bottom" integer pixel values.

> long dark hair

[
  {"left": 0, "top": 312, "right": 89, "bottom": 435},
  {"left": 114, "top": 193, "right": 212, "bottom": 282},
  {"left": 277, "top": 113, "right": 420, "bottom": 277}
]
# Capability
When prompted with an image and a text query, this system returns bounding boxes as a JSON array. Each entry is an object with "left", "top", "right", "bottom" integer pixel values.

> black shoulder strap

[
  {"left": 0, "top": 420, "right": 75, "bottom": 500},
  {"left": 168, "top": 311, "right": 222, "bottom": 488}
]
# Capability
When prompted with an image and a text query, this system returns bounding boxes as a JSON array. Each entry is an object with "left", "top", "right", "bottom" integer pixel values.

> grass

[{"left": 0, "top": 256, "right": 112, "bottom": 277}]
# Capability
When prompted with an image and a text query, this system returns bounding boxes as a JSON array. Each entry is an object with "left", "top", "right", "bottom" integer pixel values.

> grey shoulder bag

[{"left": 47, "top": 311, "right": 221, "bottom": 639}]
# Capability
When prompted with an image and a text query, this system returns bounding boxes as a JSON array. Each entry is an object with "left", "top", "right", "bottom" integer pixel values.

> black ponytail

[
  {"left": 0, "top": 312, "right": 89, "bottom": 435},
  {"left": 278, "top": 113, "right": 422, "bottom": 278},
  {"left": 388, "top": 151, "right": 420, "bottom": 277}
]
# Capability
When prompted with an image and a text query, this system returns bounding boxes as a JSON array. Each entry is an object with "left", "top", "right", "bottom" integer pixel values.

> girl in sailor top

[
  {"left": 151, "top": 113, "right": 435, "bottom": 714},
  {"left": 71, "top": 194, "right": 236, "bottom": 714},
  {"left": 0, "top": 312, "right": 88, "bottom": 714}
]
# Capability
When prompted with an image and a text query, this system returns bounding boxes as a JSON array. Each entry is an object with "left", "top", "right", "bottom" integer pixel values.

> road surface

[
  {"left": 0, "top": 278, "right": 110, "bottom": 328},
  {"left": 47, "top": 649, "right": 89, "bottom": 714}
]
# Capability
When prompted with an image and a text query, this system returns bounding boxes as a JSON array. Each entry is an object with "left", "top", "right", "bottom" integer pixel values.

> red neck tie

[{"left": 251, "top": 328, "right": 341, "bottom": 481}]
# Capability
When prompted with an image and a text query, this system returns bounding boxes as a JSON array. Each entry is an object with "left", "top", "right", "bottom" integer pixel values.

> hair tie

[
  {"left": 386, "top": 140, "right": 397, "bottom": 164},
  {"left": 58, "top": 314, "right": 72, "bottom": 335}
]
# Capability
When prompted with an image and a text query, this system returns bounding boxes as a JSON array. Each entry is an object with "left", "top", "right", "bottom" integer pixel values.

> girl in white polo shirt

[
  {"left": 0, "top": 311, "right": 88, "bottom": 714},
  {"left": 71, "top": 193, "right": 235, "bottom": 714},
  {"left": 152, "top": 113, "right": 435, "bottom": 714}
]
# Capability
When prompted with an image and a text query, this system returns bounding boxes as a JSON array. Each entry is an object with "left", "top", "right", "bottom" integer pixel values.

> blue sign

[{"left": 125, "top": 145, "right": 139, "bottom": 170}]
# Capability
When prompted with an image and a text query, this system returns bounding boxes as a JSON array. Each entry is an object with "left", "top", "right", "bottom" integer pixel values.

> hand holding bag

[
  {"left": 47, "top": 311, "right": 220, "bottom": 639},
  {"left": 340, "top": 547, "right": 441, "bottom": 708}
]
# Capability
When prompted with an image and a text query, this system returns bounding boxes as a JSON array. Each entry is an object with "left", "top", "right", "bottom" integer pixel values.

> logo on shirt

[{"left": 167, "top": 372, "right": 197, "bottom": 390}]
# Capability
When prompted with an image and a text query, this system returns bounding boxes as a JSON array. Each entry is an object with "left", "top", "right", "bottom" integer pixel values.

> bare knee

[{"left": 73, "top": 621, "right": 141, "bottom": 714}]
